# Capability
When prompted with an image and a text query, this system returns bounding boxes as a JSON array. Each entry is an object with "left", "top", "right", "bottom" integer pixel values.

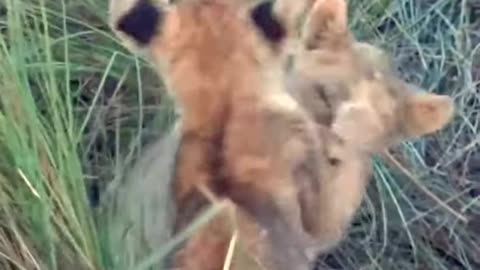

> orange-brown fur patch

[{"left": 114, "top": 1, "right": 318, "bottom": 270}]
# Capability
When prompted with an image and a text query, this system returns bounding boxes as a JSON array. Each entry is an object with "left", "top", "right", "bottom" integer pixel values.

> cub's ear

[
  {"left": 352, "top": 42, "right": 393, "bottom": 73},
  {"left": 250, "top": 0, "right": 287, "bottom": 44},
  {"left": 109, "top": 0, "right": 167, "bottom": 50},
  {"left": 270, "top": 0, "right": 316, "bottom": 39},
  {"left": 401, "top": 93, "right": 455, "bottom": 137},
  {"left": 302, "top": 0, "right": 349, "bottom": 50}
]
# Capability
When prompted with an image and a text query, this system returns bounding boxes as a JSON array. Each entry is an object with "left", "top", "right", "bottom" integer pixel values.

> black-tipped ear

[
  {"left": 250, "top": 1, "right": 286, "bottom": 43},
  {"left": 116, "top": 0, "right": 164, "bottom": 45}
]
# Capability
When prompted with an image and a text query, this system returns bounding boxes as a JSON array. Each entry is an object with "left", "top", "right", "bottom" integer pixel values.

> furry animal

[
  {"left": 109, "top": 0, "right": 321, "bottom": 269},
  {"left": 285, "top": 0, "right": 455, "bottom": 251}
]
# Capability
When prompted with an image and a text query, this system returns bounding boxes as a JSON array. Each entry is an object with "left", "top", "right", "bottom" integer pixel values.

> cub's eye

[{"left": 250, "top": 1, "right": 286, "bottom": 43}]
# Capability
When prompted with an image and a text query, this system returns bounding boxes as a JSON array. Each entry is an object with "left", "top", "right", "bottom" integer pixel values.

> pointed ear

[
  {"left": 302, "top": 0, "right": 349, "bottom": 50},
  {"left": 109, "top": 0, "right": 168, "bottom": 50},
  {"left": 352, "top": 42, "right": 393, "bottom": 72},
  {"left": 402, "top": 93, "right": 455, "bottom": 137}
]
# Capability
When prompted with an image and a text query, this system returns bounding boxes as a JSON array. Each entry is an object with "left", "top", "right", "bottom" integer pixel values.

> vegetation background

[{"left": 0, "top": 0, "right": 478, "bottom": 269}]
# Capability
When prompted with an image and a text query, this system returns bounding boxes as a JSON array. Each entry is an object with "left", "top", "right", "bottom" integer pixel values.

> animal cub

[
  {"left": 109, "top": 0, "right": 321, "bottom": 269},
  {"left": 286, "top": 0, "right": 455, "bottom": 252}
]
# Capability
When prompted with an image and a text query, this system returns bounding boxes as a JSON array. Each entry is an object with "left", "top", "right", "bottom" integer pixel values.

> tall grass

[
  {"left": 0, "top": 0, "right": 173, "bottom": 268},
  {"left": 0, "top": 0, "right": 478, "bottom": 270},
  {"left": 0, "top": 0, "right": 101, "bottom": 268}
]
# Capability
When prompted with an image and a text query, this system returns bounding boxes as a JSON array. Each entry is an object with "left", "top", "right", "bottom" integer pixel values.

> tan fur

[
  {"left": 110, "top": 0, "right": 323, "bottom": 269},
  {"left": 285, "top": 0, "right": 455, "bottom": 252}
]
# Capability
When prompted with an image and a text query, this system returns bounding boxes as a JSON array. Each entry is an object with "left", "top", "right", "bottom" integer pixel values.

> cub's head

[
  {"left": 109, "top": 0, "right": 315, "bottom": 71},
  {"left": 292, "top": 0, "right": 455, "bottom": 153}
]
